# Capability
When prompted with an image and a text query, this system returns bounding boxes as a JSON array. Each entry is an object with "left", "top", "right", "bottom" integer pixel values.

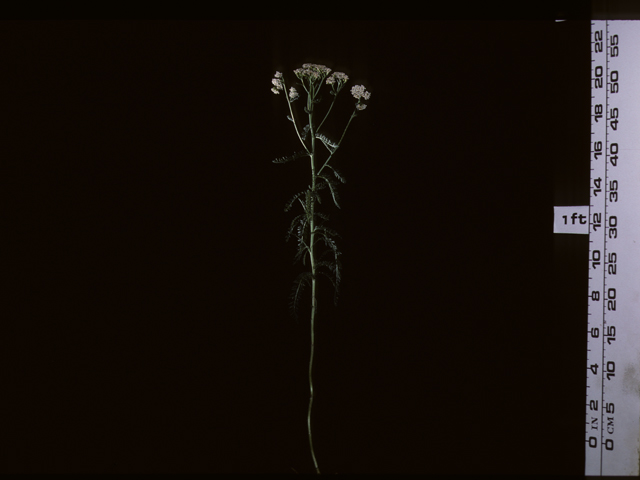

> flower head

[
  {"left": 271, "top": 72, "right": 284, "bottom": 94},
  {"left": 294, "top": 63, "right": 331, "bottom": 82},
  {"left": 351, "top": 85, "right": 371, "bottom": 100},
  {"left": 326, "top": 71, "right": 349, "bottom": 86},
  {"left": 303, "top": 63, "right": 331, "bottom": 75},
  {"left": 289, "top": 87, "right": 299, "bottom": 101},
  {"left": 356, "top": 104, "right": 367, "bottom": 111}
]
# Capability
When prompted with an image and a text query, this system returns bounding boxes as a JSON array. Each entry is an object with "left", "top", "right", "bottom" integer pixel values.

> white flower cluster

[
  {"left": 351, "top": 85, "right": 371, "bottom": 111},
  {"left": 271, "top": 71, "right": 284, "bottom": 94},
  {"left": 271, "top": 67, "right": 370, "bottom": 114},
  {"left": 327, "top": 72, "right": 349, "bottom": 95},
  {"left": 294, "top": 63, "right": 332, "bottom": 82},
  {"left": 326, "top": 71, "right": 349, "bottom": 85},
  {"left": 350, "top": 85, "right": 371, "bottom": 100}
]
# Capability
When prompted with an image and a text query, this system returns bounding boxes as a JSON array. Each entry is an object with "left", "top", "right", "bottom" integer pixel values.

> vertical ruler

[{"left": 586, "top": 20, "right": 640, "bottom": 476}]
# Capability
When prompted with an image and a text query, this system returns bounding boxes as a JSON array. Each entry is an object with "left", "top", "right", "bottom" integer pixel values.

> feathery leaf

[
  {"left": 314, "top": 212, "right": 330, "bottom": 222},
  {"left": 327, "top": 164, "right": 346, "bottom": 184},
  {"left": 289, "top": 271, "right": 313, "bottom": 320},
  {"left": 286, "top": 214, "right": 307, "bottom": 242},
  {"left": 315, "top": 133, "right": 339, "bottom": 153},
  {"left": 317, "top": 173, "right": 341, "bottom": 209},
  {"left": 314, "top": 225, "right": 341, "bottom": 239},
  {"left": 285, "top": 191, "right": 306, "bottom": 212},
  {"left": 293, "top": 223, "right": 310, "bottom": 265},
  {"left": 273, "top": 150, "right": 310, "bottom": 164},
  {"left": 309, "top": 188, "right": 323, "bottom": 205}
]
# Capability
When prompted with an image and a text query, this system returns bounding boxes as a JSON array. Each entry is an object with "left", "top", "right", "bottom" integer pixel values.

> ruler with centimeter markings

[{"left": 584, "top": 20, "right": 640, "bottom": 476}]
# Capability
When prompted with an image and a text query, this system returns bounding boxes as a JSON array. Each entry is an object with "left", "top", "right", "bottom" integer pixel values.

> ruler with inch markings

[{"left": 585, "top": 20, "right": 640, "bottom": 476}]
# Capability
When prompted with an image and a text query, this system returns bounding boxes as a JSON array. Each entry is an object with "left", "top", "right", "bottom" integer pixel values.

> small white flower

[
  {"left": 295, "top": 63, "right": 331, "bottom": 82},
  {"left": 272, "top": 77, "right": 284, "bottom": 90},
  {"left": 275, "top": 71, "right": 283, "bottom": 78},
  {"left": 356, "top": 104, "right": 367, "bottom": 111},
  {"left": 289, "top": 87, "right": 299, "bottom": 101},
  {"left": 294, "top": 67, "right": 317, "bottom": 81},
  {"left": 326, "top": 71, "right": 349, "bottom": 86},
  {"left": 271, "top": 87, "right": 280, "bottom": 94},
  {"left": 351, "top": 85, "right": 370, "bottom": 100},
  {"left": 302, "top": 63, "right": 331, "bottom": 76}
]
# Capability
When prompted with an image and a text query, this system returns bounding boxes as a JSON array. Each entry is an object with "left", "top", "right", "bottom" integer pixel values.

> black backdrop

[{"left": 4, "top": 6, "right": 598, "bottom": 475}]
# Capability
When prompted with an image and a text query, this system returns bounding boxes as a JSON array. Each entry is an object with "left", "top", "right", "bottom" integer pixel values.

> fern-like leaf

[
  {"left": 293, "top": 223, "right": 310, "bottom": 265},
  {"left": 285, "top": 191, "right": 306, "bottom": 212},
  {"left": 327, "top": 164, "right": 346, "bottom": 184},
  {"left": 289, "top": 271, "right": 313, "bottom": 320},
  {"left": 273, "top": 150, "right": 310, "bottom": 164},
  {"left": 305, "top": 190, "right": 312, "bottom": 212},
  {"left": 314, "top": 225, "right": 341, "bottom": 239},
  {"left": 327, "top": 247, "right": 342, "bottom": 305},
  {"left": 319, "top": 234, "right": 341, "bottom": 262},
  {"left": 315, "top": 260, "right": 336, "bottom": 278},
  {"left": 286, "top": 214, "right": 307, "bottom": 242},
  {"left": 316, "top": 258, "right": 341, "bottom": 306},
  {"left": 316, "top": 133, "right": 339, "bottom": 153},
  {"left": 314, "top": 212, "right": 330, "bottom": 222},
  {"left": 302, "top": 124, "right": 310, "bottom": 141},
  {"left": 317, "top": 173, "right": 341, "bottom": 209}
]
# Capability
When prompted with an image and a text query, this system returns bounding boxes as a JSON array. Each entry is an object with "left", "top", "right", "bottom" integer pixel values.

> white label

[{"left": 553, "top": 206, "right": 590, "bottom": 234}]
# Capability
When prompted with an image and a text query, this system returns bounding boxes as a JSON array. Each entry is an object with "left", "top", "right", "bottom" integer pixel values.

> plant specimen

[{"left": 271, "top": 63, "right": 371, "bottom": 473}]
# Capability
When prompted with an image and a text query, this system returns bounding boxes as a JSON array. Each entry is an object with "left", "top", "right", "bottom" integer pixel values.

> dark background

[{"left": 2, "top": 5, "right": 601, "bottom": 475}]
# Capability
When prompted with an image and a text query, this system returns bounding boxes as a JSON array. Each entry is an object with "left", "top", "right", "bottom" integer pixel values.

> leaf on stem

[
  {"left": 318, "top": 236, "right": 342, "bottom": 305},
  {"left": 314, "top": 225, "right": 341, "bottom": 239},
  {"left": 293, "top": 227, "right": 309, "bottom": 266},
  {"left": 314, "top": 212, "right": 330, "bottom": 222},
  {"left": 289, "top": 271, "right": 313, "bottom": 320},
  {"left": 316, "top": 174, "right": 341, "bottom": 209},
  {"left": 316, "top": 252, "right": 342, "bottom": 306},
  {"left": 284, "top": 191, "right": 306, "bottom": 212},
  {"left": 273, "top": 150, "right": 310, "bottom": 164},
  {"left": 302, "top": 124, "right": 310, "bottom": 141},
  {"left": 309, "top": 188, "right": 322, "bottom": 205},
  {"left": 326, "top": 165, "right": 346, "bottom": 184},
  {"left": 315, "top": 133, "right": 339, "bottom": 153},
  {"left": 286, "top": 214, "right": 307, "bottom": 242}
]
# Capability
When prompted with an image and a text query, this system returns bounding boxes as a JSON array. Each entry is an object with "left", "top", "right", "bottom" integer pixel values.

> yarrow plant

[{"left": 271, "top": 63, "right": 370, "bottom": 474}]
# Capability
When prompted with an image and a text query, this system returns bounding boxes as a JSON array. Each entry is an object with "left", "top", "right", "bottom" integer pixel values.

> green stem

[
  {"left": 316, "top": 93, "right": 337, "bottom": 133},
  {"left": 337, "top": 109, "right": 358, "bottom": 148},
  {"left": 308, "top": 278, "right": 319, "bottom": 474},
  {"left": 307, "top": 92, "right": 321, "bottom": 475},
  {"left": 317, "top": 109, "right": 357, "bottom": 177},
  {"left": 284, "top": 80, "right": 311, "bottom": 154}
]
